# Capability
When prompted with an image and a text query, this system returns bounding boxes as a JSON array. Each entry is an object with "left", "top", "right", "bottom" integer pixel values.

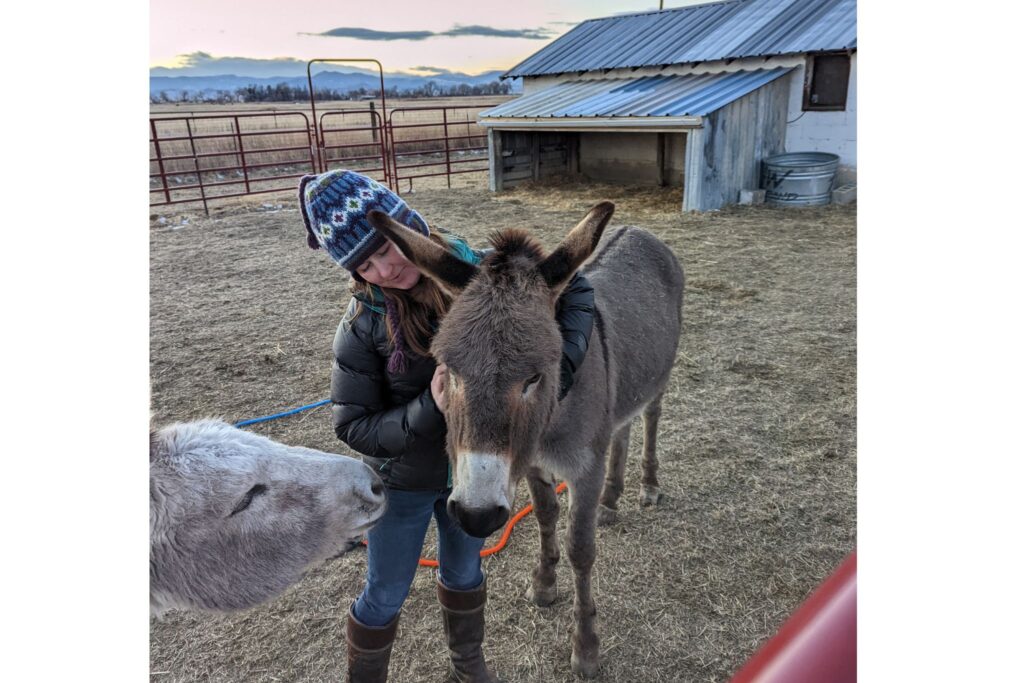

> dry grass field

[{"left": 150, "top": 177, "right": 856, "bottom": 682}]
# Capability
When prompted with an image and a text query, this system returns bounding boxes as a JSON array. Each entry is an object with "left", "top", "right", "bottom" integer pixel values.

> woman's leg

[
  {"left": 434, "top": 492, "right": 486, "bottom": 590},
  {"left": 352, "top": 488, "right": 437, "bottom": 627},
  {"left": 434, "top": 491, "right": 499, "bottom": 682}
]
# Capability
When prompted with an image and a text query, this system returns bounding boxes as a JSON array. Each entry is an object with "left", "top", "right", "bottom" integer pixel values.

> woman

[{"left": 299, "top": 170, "right": 594, "bottom": 683}]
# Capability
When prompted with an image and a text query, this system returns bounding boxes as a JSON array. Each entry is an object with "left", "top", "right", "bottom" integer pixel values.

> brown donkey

[{"left": 368, "top": 203, "right": 684, "bottom": 677}]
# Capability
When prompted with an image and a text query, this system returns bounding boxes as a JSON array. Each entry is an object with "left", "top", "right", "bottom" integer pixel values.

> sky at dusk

[{"left": 150, "top": 0, "right": 707, "bottom": 76}]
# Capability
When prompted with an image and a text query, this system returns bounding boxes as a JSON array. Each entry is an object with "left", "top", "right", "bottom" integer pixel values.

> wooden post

[
  {"left": 488, "top": 129, "right": 504, "bottom": 192},
  {"left": 531, "top": 132, "right": 540, "bottom": 181},
  {"left": 683, "top": 127, "right": 705, "bottom": 212},
  {"left": 369, "top": 102, "right": 378, "bottom": 143},
  {"left": 656, "top": 132, "right": 666, "bottom": 187},
  {"left": 568, "top": 133, "right": 580, "bottom": 176}
]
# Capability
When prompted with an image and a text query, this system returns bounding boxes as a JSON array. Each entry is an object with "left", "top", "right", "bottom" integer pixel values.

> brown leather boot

[
  {"left": 437, "top": 572, "right": 502, "bottom": 683},
  {"left": 346, "top": 605, "right": 399, "bottom": 683}
]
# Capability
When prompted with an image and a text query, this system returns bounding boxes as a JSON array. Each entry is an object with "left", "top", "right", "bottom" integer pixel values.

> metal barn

[{"left": 479, "top": 0, "right": 857, "bottom": 212}]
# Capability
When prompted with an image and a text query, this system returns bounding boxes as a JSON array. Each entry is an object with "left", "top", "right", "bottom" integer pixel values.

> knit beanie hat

[{"left": 298, "top": 170, "right": 430, "bottom": 273}]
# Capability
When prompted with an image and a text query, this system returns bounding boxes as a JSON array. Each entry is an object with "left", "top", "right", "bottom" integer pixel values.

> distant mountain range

[{"left": 150, "top": 68, "right": 520, "bottom": 99}]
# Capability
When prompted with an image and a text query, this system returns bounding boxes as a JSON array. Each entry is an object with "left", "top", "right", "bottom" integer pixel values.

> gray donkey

[
  {"left": 368, "top": 202, "right": 684, "bottom": 677},
  {"left": 150, "top": 420, "right": 387, "bottom": 616}
]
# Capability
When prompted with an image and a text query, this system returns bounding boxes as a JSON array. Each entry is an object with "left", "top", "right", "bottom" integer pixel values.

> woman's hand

[{"left": 431, "top": 364, "right": 448, "bottom": 414}]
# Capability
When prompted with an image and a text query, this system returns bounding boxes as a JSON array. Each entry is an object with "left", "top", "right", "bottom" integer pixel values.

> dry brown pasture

[{"left": 150, "top": 177, "right": 856, "bottom": 682}]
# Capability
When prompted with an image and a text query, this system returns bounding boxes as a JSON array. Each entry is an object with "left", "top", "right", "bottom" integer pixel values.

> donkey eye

[
  {"left": 229, "top": 484, "right": 267, "bottom": 517},
  {"left": 522, "top": 375, "right": 542, "bottom": 396}
]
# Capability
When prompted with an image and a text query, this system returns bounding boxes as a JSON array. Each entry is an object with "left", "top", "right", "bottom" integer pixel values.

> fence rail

[
  {"left": 149, "top": 112, "right": 317, "bottom": 213},
  {"left": 150, "top": 103, "right": 495, "bottom": 214},
  {"left": 387, "top": 105, "right": 490, "bottom": 192},
  {"left": 318, "top": 108, "right": 390, "bottom": 184}
]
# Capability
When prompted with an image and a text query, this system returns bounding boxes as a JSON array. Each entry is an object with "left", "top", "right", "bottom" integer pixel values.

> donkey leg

[
  {"left": 566, "top": 460, "right": 604, "bottom": 678},
  {"left": 597, "top": 422, "right": 631, "bottom": 526},
  {"left": 639, "top": 392, "right": 665, "bottom": 507},
  {"left": 525, "top": 468, "right": 561, "bottom": 607}
]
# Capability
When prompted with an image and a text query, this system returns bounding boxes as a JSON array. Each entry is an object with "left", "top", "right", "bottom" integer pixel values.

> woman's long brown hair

[{"left": 349, "top": 231, "right": 454, "bottom": 360}]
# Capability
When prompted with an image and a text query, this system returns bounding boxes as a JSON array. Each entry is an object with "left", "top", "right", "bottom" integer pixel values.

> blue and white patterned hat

[{"left": 298, "top": 170, "right": 430, "bottom": 273}]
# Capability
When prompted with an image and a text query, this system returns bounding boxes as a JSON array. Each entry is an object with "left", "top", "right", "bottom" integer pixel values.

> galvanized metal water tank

[{"left": 762, "top": 152, "right": 840, "bottom": 207}]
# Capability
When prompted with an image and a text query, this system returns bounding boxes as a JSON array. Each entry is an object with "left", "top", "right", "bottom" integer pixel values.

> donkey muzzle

[
  {"left": 448, "top": 499, "right": 511, "bottom": 538},
  {"left": 448, "top": 452, "right": 513, "bottom": 537}
]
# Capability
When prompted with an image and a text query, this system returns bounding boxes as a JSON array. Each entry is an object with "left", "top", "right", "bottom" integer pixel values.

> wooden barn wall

[
  {"left": 683, "top": 76, "right": 789, "bottom": 211},
  {"left": 490, "top": 131, "right": 573, "bottom": 190}
]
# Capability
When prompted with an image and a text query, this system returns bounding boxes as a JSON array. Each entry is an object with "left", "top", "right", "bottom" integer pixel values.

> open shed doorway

[
  {"left": 493, "top": 130, "right": 687, "bottom": 197},
  {"left": 578, "top": 131, "right": 685, "bottom": 188}
]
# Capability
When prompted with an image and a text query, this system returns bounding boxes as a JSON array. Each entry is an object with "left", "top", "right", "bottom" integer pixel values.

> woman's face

[{"left": 355, "top": 238, "right": 422, "bottom": 290}]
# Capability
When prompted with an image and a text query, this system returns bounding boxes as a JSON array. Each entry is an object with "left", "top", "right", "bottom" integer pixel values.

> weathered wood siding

[
  {"left": 683, "top": 75, "right": 790, "bottom": 211},
  {"left": 487, "top": 129, "right": 502, "bottom": 192},
  {"left": 490, "top": 131, "right": 573, "bottom": 189}
]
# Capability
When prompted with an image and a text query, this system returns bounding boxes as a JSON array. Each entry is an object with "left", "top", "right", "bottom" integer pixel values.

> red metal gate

[
  {"left": 149, "top": 112, "right": 317, "bottom": 214},
  {"left": 386, "top": 104, "right": 491, "bottom": 193},
  {"left": 150, "top": 104, "right": 499, "bottom": 211},
  {"left": 317, "top": 107, "right": 390, "bottom": 184}
]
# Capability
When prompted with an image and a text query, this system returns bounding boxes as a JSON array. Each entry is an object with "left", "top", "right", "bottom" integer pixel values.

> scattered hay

[{"left": 150, "top": 177, "right": 856, "bottom": 682}]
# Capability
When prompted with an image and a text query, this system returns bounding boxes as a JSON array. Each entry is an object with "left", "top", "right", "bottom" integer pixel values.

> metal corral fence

[
  {"left": 150, "top": 103, "right": 493, "bottom": 214},
  {"left": 149, "top": 112, "right": 317, "bottom": 212},
  {"left": 317, "top": 105, "right": 390, "bottom": 182},
  {"left": 387, "top": 104, "right": 492, "bottom": 192}
]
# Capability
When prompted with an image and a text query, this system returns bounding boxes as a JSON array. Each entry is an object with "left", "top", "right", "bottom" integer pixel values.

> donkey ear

[
  {"left": 367, "top": 211, "right": 478, "bottom": 296},
  {"left": 537, "top": 201, "right": 615, "bottom": 292}
]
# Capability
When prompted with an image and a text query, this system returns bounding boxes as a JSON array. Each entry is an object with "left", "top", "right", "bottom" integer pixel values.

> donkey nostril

[{"left": 371, "top": 480, "right": 384, "bottom": 497}]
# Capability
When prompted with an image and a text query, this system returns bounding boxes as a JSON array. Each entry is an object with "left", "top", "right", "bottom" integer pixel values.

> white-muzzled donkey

[
  {"left": 150, "top": 420, "right": 386, "bottom": 616},
  {"left": 368, "top": 202, "right": 684, "bottom": 677}
]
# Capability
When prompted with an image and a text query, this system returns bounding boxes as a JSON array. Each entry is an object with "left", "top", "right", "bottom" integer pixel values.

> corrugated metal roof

[
  {"left": 480, "top": 68, "right": 792, "bottom": 120},
  {"left": 503, "top": 0, "right": 856, "bottom": 79}
]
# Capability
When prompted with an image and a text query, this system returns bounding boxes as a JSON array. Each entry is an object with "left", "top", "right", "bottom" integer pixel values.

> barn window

[{"left": 802, "top": 53, "right": 851, "bottom": 111}]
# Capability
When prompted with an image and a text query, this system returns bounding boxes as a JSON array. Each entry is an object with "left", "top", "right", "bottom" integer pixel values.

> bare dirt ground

[{"left": 150, "top": 177, "right": 856, "bottom": 682}]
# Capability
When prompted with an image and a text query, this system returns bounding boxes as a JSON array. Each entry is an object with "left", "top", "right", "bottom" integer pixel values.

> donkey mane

[{"left": 486, "top": 228, "right": 547, "bottom": 267}]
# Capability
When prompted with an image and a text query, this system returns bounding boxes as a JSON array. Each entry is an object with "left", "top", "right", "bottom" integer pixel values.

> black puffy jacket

[{"left": 331, "top": 268, "right": 594, "bottom": 491}]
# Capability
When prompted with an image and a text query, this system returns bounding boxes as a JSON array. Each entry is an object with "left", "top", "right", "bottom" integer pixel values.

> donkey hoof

[
  {"left": 571, "top": 651, "right": 600, "bottom": 679},
  {"left": 640, "top": 486, "right": 661, "bottom": 507},
  {"left": 596, "top": 504, "right": 618, "bottom": 527},
  {"left": 527, "top": 583, "right": 557, "bottom": 607}
]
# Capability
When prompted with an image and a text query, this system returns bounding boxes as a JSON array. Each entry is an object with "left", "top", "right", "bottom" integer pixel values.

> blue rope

[{"left": 234, "top": 398, "right": 331, "bottom": 427}]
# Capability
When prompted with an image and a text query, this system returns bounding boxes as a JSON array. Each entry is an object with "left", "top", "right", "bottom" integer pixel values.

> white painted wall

[
  {"left": 521, "top": 51, "right": 857, "bottom": 183},
  {"left": 783, "top": 54, "right": 857, "bottom": 184}
]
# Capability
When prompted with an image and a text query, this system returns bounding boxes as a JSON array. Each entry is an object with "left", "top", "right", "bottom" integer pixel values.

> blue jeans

[{"left": 352, "top": 487, "right": 485, "bottom": 627}]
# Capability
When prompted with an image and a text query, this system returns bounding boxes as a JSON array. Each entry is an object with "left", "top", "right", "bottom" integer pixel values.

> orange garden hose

[{"left": 362, "top": 482, "right": 569, "bottom": 567}]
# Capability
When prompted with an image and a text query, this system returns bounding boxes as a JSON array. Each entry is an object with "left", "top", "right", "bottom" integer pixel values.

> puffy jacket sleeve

[
  {"left": 555, "top": 272, "right": 596, "bottom": 400},
  {"left": 331, "top": 299, "right": 446, "bottom": 459}
]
